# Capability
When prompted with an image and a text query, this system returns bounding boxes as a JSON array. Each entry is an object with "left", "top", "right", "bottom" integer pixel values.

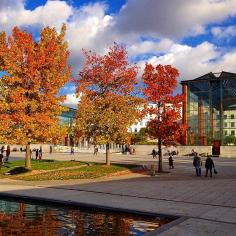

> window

[
  {"left": 224, "top": 122, "right": 227, "bottom": 128},
  {"left": 231, "top": 130, "right": 235, "bottom": 136},
  {"left": 231, "top": 122, "right": 235, "bottom": 128},
  {"left": 224, "top": 115, "right": 227, "bottom": 119},
  {"left": 225, "top": 130, "right": 228, "bottom": 135},
  {"left": 231, "top": 114, "right": 235, "bottom": 119}
]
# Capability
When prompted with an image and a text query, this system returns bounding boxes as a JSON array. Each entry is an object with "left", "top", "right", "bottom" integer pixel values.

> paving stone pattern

[{"left": 0, "top": 152, "right": 236, "bottom": 235}]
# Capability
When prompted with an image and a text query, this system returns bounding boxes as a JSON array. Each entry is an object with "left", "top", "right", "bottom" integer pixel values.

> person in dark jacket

[
  {"left": 152, "top": 149, "right": 157, "bottom": 158},
  {"left": 168, "top": 153, "right": 174, "bottom": 169},
  {"left": 205, "top": 156, "right": 215, "bottom": 177},
  {"left": 5, "top": 145, "right": 10, "bottom": 162},
  {"left": 193, "top": 152, "right": 202, "bottom": 176},
  {"left": 35, "top": 149, "right": 39, "bottom": 160}
]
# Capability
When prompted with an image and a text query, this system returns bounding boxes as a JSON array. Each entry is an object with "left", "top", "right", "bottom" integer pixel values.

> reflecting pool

[{"left": 0, "top": 197, "right": 173, "bottom": 235}]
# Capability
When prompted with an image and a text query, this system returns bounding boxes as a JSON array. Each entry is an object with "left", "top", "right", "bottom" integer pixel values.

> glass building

[
  {"left": 59, "top": 107, "right": 76, "bottom": 128},
  {"left": 58, "top": 107, "right": 76, "bottom": 146},
  {"left": 181, "top": 72, "right": 236, "bottom": 151}
]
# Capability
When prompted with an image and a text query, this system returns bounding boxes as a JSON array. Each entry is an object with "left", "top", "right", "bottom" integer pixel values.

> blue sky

[
  {"left": 25, "top": 0, "right": 127, "bottom": 14},
  {"left": 1, "top": 0, "right": 236, "bottom": 106}
]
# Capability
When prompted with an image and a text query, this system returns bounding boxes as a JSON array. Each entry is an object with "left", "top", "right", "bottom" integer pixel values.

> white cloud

[
  {"left": 65, "top": 3, "right": 114, "bottom": 74},
  {"left": 116, "top": 0, "right": 236, "bottom": 38},
  {"left": 1, "top": 0, "right": 236, "bottom": 90},
  {"left": 212, "top": 25, "right": 236, "bottom": 39},
  {"left": 137, "top": 41, "right": 236, "bottom": 82},
  {"left": 0, "top": 1, "right": 114, "bottom": 74},
  {"left": 0, "top": 0, "right": 72, "bottom": 32},
  {"left": 63, "top": 93, "right": 80, "bottom": 108},
  {"left": 128, "top": 39, "right": 174, "bottom": 56}
]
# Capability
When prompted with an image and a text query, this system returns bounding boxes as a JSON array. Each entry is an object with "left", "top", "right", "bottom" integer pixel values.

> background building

[
  {"left": 181, "top": 71, "right": 236, "bottom": 153},
  {"left": 59, "top": 107, "right": 76, "bottom": 146},
  {"left": 129, "top": 104, "right": 159, "bottom": 133}
]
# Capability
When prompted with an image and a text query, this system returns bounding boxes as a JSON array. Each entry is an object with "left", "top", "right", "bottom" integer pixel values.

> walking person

[
  {"left": 39, "top": 147, "right": 42, "bottom": 160},
  {"left": 0, "top": 153, "right": 3, "bottom": 166},
  {"left": 193, "top": 152, "right": 202, "bottom": 176},
  {"left": 168, "top": 152, "right": 174, "bottom": 169},
  {"left": 50, "top": 146, "right": 53, "bottom": 154},
  {"left": 152, "top": 149, "right": 156, "bottom": 159},
  {"left": 35, "top": 149, "right": 39, "bottom": 160},
  {"left": 94, "top": 146, "right": 98, "bottom": 155},
  {"left": 70, "top": 146, "right": 74, "bottom": 155},
  {"left": 1, "top": 146, "right": 4, "bottom": 156},
  {"left": 5, "top": 145, "right": 10, "bottom": 162},
  {"left": 205, "top": 156, "right": 215, "bottom": 178}
]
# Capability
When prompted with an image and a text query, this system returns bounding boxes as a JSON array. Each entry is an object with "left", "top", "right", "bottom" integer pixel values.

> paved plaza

[{"left": 0, "top": 151, "right": 236, "bottom": 235}]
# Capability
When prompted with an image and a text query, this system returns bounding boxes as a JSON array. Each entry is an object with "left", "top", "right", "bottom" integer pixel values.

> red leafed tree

[
  {"left": 142, "top": 64, "right": 185, "bottom": 172},
  {"left": 75, "top": 43, "right": 144, "bottom": 165}
]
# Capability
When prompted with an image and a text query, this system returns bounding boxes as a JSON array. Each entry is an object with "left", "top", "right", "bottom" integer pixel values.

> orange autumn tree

[
  {"left": 142, "top": 64, "right": 185, "bottom": 172},
  {"left": 75, "top": 43, "right": 144, "bottom": 165},
  {"left": 0, "top": 25, "right": 71, "bottom": 169}
]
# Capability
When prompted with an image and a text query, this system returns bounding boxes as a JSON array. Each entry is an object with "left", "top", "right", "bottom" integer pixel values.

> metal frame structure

[{"left": 181, "top": 71, "right": 236, "bottom": 146}]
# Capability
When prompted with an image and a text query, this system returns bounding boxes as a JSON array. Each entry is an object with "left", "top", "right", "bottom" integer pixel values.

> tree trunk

[
  {"left": 158, "top": 138, "right": 163, "bottom": 172},
  {"left": 25, "top": 143, "right": 31, "bottom": 169},
  {"left": 106, "top": 143, "right": 110, "bottom": 166}
]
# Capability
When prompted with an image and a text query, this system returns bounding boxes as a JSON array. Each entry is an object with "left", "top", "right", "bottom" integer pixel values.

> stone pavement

[{"left": 0, "top": 152, "right": 236, "bottom": 235}]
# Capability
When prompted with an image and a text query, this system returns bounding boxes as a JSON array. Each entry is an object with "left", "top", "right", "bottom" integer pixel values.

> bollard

[{"left": 150, "top": 164, "right": 156, "bottom": 176}]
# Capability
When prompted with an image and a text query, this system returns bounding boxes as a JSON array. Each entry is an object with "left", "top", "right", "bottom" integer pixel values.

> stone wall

[
  {"left": 4, "top": 143, "right": 236, "bottom": 157},
  {"left": 176, "top": 145, "right": 212, "bottom": 156},
  {"left": 133, "top": 145, "right": 212, "bottom": 156},
  {"left": 134, "top": 145, "right": 236, "bottom": 157},
  {"left": 220, "top": 146, "right": 236, "bottom": 157}
]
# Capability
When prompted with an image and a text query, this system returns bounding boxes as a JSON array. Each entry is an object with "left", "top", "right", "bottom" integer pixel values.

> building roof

[
  {"left": 61, "top": 106, "right": 77, "bottom": 118},
  {"left": 181, "top": 71, "right": 236, "bottom": 84}
]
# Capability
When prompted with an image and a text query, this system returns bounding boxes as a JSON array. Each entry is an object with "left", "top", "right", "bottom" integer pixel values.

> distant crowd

[{"left": 0, "top": 146, "right": 46, "bottom": 166}]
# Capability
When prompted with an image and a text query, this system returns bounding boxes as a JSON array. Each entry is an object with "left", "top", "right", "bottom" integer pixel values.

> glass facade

[
  {"left": 182, "top": 72, "right": 236, "bottom": 145},
  {"left": 58, "top": 107, "right": 77, "bottom": 146},
  {"left": 59, "top": 107, "right": 76, "bottom": 128}
]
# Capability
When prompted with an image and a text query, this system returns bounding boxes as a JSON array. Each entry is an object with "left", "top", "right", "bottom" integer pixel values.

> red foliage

[
  {"left": 142, "top": 64, "right": 186, "bottom": 146},
  {"left": 75, "top": 43, "right": 138, "bottom": 98}
]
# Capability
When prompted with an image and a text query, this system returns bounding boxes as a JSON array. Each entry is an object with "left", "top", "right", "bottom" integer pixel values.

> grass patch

[
  {"left": 0, "top": 159, "right": 84, "bottom": 177},
  {"left": 11, "top": 164, "right": 139, "bottom": 181}
]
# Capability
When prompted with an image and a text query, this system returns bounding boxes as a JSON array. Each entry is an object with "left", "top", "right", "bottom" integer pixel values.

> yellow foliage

[{"left": 0, "top": 25, "right": 71, "bottom": 145}]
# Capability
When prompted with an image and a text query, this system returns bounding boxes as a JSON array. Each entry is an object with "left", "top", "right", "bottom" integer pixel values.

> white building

[
  {"left": 129, "top": 104, "right": 157, "bottom": 133},
  {"left": 129, "top": 103, "right": 182, "bottom": 133}
]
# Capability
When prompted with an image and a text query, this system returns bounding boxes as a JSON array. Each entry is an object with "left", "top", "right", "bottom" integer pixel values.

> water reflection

[{"left": 0, "top": 199, "right": 171, "bottom": 235}]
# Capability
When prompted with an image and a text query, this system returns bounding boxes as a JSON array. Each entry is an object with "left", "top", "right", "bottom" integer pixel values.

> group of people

[
  {"left": 35, "top": 148, "right": 43, "bottom": 160},
  {"left": 122, "top": 145, "right": 136, "bottom": 155},
  {"left": 193, "top": 152, "right": 217, "bottom": 177},
  {"left": 0, "top": 145, "right": 11, "bottom": 165},
  {"left": 151, "top": 147, "right": 217, "bottom": 177}
]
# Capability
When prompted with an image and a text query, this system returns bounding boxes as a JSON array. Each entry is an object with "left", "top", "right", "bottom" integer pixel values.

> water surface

[{"left": 0, "top": 197, "right": 172, "bottom": 235}]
